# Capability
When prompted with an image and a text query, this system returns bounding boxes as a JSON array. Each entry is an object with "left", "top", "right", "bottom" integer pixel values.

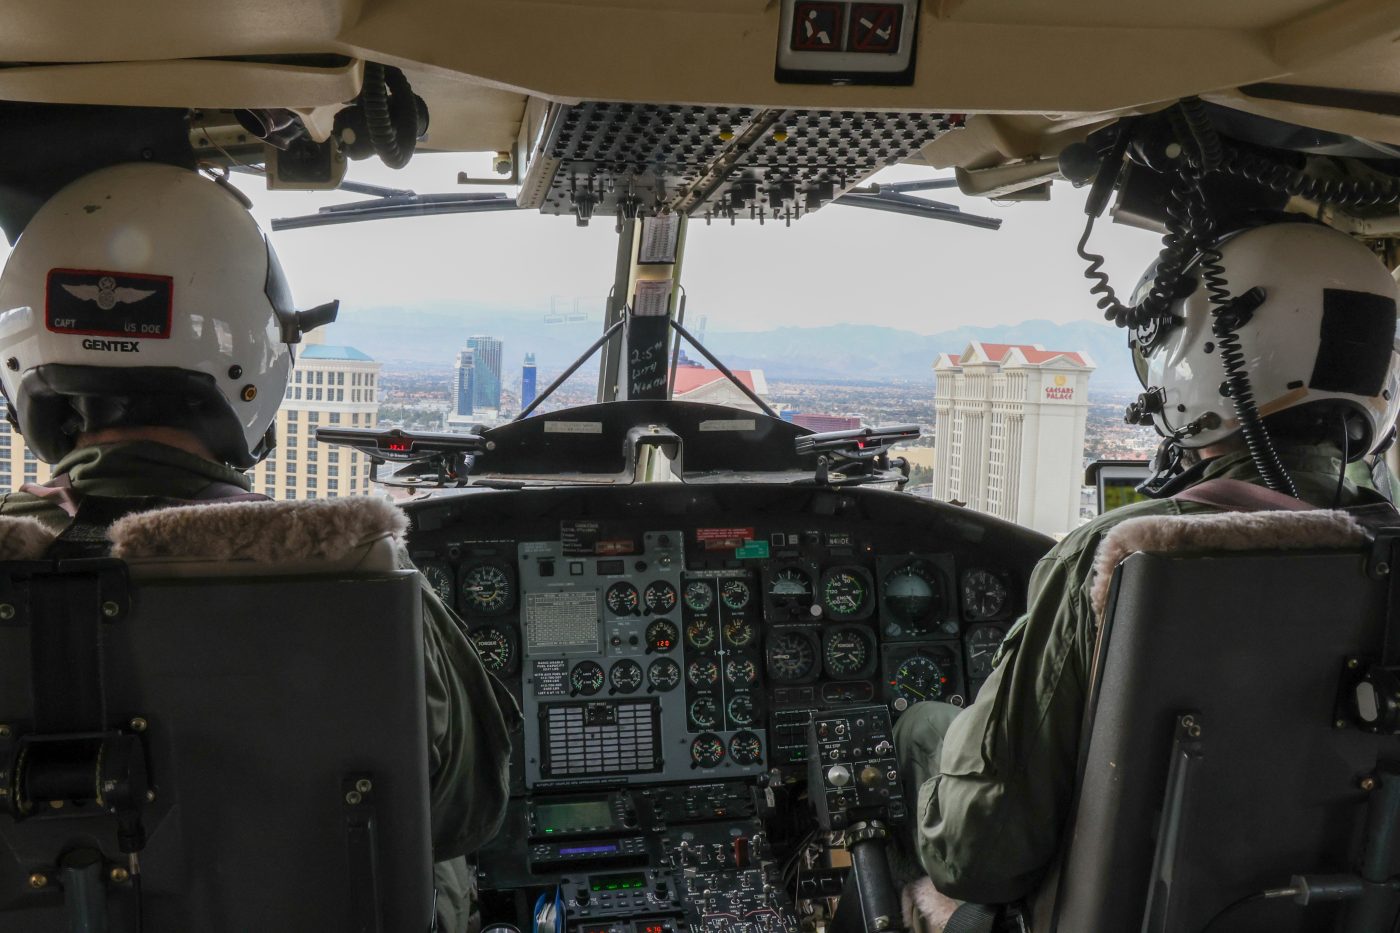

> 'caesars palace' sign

[{"left": 1045, "top": 374, "right": 1075, "bottom": 400}]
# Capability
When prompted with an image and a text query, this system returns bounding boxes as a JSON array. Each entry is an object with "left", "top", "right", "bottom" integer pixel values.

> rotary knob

[{"left": 826, "top": 764, "right": 851, "bottom": 787}]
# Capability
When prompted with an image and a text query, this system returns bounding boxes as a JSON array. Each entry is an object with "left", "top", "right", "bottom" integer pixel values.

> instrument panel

[{"left": 406, "top": 484, "right": 1050, "bottom": 784}]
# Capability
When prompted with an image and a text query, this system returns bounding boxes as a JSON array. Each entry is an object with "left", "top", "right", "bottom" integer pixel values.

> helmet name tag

[{"left": 45, "top": 268, "right": 172, "bottom": 339}]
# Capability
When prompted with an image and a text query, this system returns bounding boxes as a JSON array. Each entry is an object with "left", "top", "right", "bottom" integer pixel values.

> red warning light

[{"left": 385, "top": 441, "right": 411, "bottom": 452}]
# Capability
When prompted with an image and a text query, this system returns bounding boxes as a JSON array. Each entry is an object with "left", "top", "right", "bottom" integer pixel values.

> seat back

[
  {"left": 0, "top": 500, "right": 434, "bottom": 933},
  {"left": 1049, "top": 513, "right": 1400, "bottom": 932}
]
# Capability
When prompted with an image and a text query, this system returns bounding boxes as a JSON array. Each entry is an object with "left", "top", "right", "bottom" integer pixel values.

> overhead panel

[{"left": 517, "top": 101, "right": 958, "bottom": 226}]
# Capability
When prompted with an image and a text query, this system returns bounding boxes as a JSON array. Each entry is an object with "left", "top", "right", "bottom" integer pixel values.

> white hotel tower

[{"left": 933, "top": 342, "right": 1094, "bottom": 536}]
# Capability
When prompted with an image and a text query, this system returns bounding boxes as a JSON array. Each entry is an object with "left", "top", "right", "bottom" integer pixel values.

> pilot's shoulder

[
  {"left": 1045, "top": 496, "right": 1187, "bottom": 566},
  {"left": 0, "top": 489, "right": 70, "bottom": 532}
]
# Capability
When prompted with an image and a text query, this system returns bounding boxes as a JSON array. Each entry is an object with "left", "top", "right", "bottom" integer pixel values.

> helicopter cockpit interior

[{"left": 9, "top": 3, "right": 1400, "bottom": 932}]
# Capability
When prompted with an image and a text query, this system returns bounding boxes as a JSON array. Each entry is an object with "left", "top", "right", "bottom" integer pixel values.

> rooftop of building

[
  {"left": 672, "top": 366, "right": 764, "bottom": 395},
  {"left": 934, "top": 341, "right": 1095, "bottom": 370},
  {"left": 299, "top": 344, "right": 375, "bottom": 362}
]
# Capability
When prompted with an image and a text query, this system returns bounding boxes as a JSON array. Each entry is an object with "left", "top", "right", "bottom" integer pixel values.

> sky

[
  {"left": 0, "top": 150, "right": 1166, "bottom": 337},
  {"left": 240, "top": 151, "right": 1165, "bottom": 335}
]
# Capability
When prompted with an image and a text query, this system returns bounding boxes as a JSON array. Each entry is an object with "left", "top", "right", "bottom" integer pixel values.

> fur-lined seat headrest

[
  {"left": 109, "top": 497, "right": 408, "bottom": 563},
  {"left": 1090, "top": 509, "right": 1368, "bottom": 623},
  {"left": 0, "top": 516, "right": 58, "bottom": 561}
]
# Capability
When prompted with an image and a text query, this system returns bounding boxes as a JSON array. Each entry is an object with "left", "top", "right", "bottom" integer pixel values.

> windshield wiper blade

[
  {"left": 833, "top": 188, "right": 1002, "bottom": 230},
  {"left": 271, "top": 192, "right": 522, "bottom": 230}
]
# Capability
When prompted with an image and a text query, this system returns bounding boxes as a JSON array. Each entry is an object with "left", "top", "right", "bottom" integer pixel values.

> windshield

[{"left": 0, "top": 151, "right": 1162, "bottom": 530}]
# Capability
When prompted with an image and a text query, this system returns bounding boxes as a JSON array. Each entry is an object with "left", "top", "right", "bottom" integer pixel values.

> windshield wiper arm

[
  {"left": 271, "top": 192, "right": 522, "bottom": 230},
  {"left": 833, "top": 188, "right": 1002, "bottom": 230}
]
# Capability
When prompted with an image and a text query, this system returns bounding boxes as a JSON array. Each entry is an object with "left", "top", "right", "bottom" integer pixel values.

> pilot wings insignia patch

[
  {"left": 46, "top": 268, "right": 173, "bottom": 339},
  {"left": 61, "top": 276, "right": 158, "bottom": 311}
]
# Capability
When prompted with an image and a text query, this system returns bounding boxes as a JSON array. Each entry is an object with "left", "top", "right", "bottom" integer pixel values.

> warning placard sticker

[{"left": 696, "top": 527, "right": 756, "bottom": 551}]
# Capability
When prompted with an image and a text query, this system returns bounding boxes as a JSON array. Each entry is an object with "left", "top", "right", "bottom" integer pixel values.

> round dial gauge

[
  {"left": 727, "top": 694, "right": 755, "bottom": 726},
  {"left": 965, "top": 626, "right": 1007, "bottom": 679},
  {"left": 725, "top": 657, "right": 758, "bottom": 685},
  {"left": 645, "top": 618, "right": 679, "bottom": 653},
  {"left": 691, "top": 733, "right": 726, "bottom": 769},
  {"left": 687, "top": 659, "right": 720, "bottom": 687},
  {"left": 720, "top": 579, "right": 752, "bottom": 610},
  {"left": 686, "top": 618, "right": 716, "bottom": 649},
  {"left": 724, "top": 617, "right": 755, "bottom": 648},
  {"left": 421, "top": 563, "right": 454, "bottom": 603},
  {"left": 962, "top": 569, "right": 1010, "bottom": 620},
  {"left": 461, "top": 562, "right": 513, "bottom": 615},
  {"left": 645, "top": 581, "right": 678, "bottom": 614},
  {"left": 609, "top": 659, "right": 644, "bottom": 694},
  {"left": 689, "top": 696, "right": 720, "bottom": 730},
  {"left": 766, "top": 631, "right": 817, "bottom": 683},
  {"left": 684, "top": 580, "right": 715, "bottom": 612},
  {"left": 824, "top": 626, "right": 873, "bottom": 678},
  {"left": 569, "top": 660, "right": 605, "bottom": 696},
  {"left": 606, "top": 582, "right": 641, "bottom": 616},
  {"left": 884, "top": 562, "right": 941, "bottom": 628},
  {"left": 729, "top": 731, "right": 763, "bottom": 766},
  {"left": 768, "top": 567, "right": 813, "bottom": 608},
  {"left": 822, "top": 568, "right": 870, "bottom": 618},
  {"left": 469, "top": 626, "right": 513, "bottom": 674},
  {"left": 647, "top": 658, "right": 681, "bottom": 692},
  {"left": 891, "top": 655, "right": 947, "bottom": 705}
]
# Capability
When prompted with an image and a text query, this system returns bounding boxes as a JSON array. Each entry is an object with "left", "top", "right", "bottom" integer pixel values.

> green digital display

[
  {"left": 591, "top": 872, "right": 648, "bottom": 892},
  {"left": 1103, "top": 478, "right": 1150, "bottom": 512},
  {"left": 535, "top": 799, "right": 614, "bottom": 834}
]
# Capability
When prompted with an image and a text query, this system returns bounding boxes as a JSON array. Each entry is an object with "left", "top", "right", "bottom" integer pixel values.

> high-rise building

[
  {"left": 791, "top": 413, "right": 861, "bottom": 433},
  {"left": 454, "top": 349, "right": 476, "bottom": 417},
  {"left": 251, "top": 342, "right": 382, "bottom": 500},
  {"left": 468, "top": 336, "right": 503, "bottom": 411},
  {"left": 521, "top": 353, "right": 538, "bottom": 411},
  {"left": 0, "top": 429, "right": 53, "bottom": 491},
  {"left": 932, "top": 342, "right": 1094, "bottom": 536}
]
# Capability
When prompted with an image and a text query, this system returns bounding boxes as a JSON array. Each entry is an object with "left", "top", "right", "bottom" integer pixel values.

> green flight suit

[
  {"left": 0, "top": 441, "right": 520, "bottom": 933},
  {"left": 893, "top": 443, "right": 1372, "bottom": 906}
]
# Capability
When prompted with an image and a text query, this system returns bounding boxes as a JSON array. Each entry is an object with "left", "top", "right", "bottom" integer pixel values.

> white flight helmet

[
  {"left": 1133, "top": 222, "right": 1400, "bottom": 459},
  {"left": 0, "top": 162, "right": 334, "bottom": 468}
]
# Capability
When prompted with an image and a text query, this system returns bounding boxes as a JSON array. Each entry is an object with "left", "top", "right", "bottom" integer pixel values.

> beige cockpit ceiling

[{"left": 5, "top": 0, "right": 1400, "bottom": 170}]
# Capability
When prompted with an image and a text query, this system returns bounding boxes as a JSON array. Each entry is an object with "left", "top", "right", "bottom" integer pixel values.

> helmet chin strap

[{"left": 1137, "top": 437, "right": 1205, "bottom": 498}]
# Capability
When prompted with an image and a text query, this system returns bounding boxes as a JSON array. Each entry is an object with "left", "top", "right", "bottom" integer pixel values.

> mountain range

[{"left": 320, "top": 304, "right": 1141, "bottom": 388}]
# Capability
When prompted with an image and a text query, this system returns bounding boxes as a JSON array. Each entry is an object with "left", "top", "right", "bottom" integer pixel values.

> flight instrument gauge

[
  {"left": 720, "top": 579, "right": 752, "bottom": 611},
  {"left": 645, "top": 581, "right": 678, "bottom": 614},
  {"left": 609, "top": 659, "right": 644, "bottom": 694},
  {"left": 689, "top": 696, "right": 720, "bottom": 729},
  {"left": 691, "top": 734, "right": 726, "bottom": 769},
  {"left": 686, "top": 618, "right": 716, "bottom": 650},
  {"left": 460, "top": 561, "right": 514, "bottom": 616},
  {"left": 688, "top": 659, "right": 720, "bottom": 687},
  {"left": 723, "top": 617, "right": 755, "bottom": 648},
  {"left": 725, "top": 657, "right": 758, "bottom": 685},
  {"left": 821, "top": 567, "right": 874, "bottom": 619},
  {"left": 883, "top": 561, "right": 942, "bottom": 633},
  {"left": 645, "top": 619, "right": 679, "bottom": 653},
  {"left": 891, "top": 655, "right": 947, "bottom": 705},
  {"left": 684, "top": 580, "right": 715, "bottom": 612},
  {"left": 647, "top": 658, "right": 680, "bottom": 692},
  {"left": 962, "top": 569, "right": 1010, "bottom": 620},
  {"left": 469, "top": 626, "right": 514, "bottom": 675},
  {"left": 765, "top": 630, "right": 818, "bottom": 683},
  {"left": 569, "top": 661, "right": 605, "bottom": 696},
  {"left": 727, "top": 694, "right": 755, "bottom": 726},
  {"left": 729, "top": 731, "right": 763, "bottom": 766},
  {"left": 606, "top": 582, "right": 641, "bottom": 616},
  {"left": 965, "top": 625, "right": 1007, "bottom": 679},
  {"left": 823, "top": 626, "right": 874, "bottom": 678},
  {"left": 420, "top": 562, "right": 455, "bottom": 604},
  {"left": 767, "top": 566, "right": 814, "bottom": 613}
]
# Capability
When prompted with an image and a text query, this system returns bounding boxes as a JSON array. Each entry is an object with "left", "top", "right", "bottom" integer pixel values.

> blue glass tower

[
  {"left": 454, "top": 349, "right": 475, "bottom": 416},
  {"left": 521, "top": 353, "right": 537, "bottom": 410}
]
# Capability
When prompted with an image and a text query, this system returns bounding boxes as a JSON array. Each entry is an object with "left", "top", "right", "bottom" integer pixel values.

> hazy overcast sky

[
  {"left": 2, "top": 151, "right": 1165, "bottom": 337},
  {"left": 246, "top": 152, "right": 1164, "bottom": 335}
]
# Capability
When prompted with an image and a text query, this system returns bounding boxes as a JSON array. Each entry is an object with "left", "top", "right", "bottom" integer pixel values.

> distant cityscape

[{"left": 0, "top": 322, "right": 1159, "bottom": 533}]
